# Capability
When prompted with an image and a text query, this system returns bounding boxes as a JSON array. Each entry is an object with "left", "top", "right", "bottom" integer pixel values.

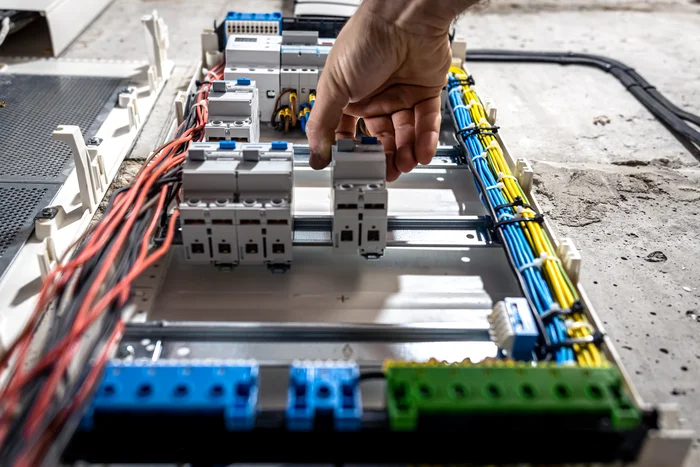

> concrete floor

[{"left": 62, "top": 0, "right": 700, "bottom": 463}]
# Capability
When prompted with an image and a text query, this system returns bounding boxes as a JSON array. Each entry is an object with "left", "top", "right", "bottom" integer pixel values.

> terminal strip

[
  {"left": 81, "top": 360, "right": 259, "bottom": 431},
  {"left": 286, "top": 361, "right": 362, "bottom": 431},
  {"left": 331, "top": 137, "right": 388, "bottom": 258},
  {"left": 180, "top": 141, "right": 294, "bottom": 268}
]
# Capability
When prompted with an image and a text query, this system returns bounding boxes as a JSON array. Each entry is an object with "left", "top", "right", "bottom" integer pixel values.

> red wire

[{"left": 0, "top": 62, "right": 223, "bottom": 455}]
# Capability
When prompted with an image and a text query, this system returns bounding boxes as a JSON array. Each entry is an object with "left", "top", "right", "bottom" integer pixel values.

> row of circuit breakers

[
  {"left": 182, "top": 19, "right": 387, "bottom": 269},
  {"left": 180, "top": 138, "right": 388, "bottom": 267}
]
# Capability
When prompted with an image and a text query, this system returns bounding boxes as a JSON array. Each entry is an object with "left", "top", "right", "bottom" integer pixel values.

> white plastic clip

[
  {"left": 497, "top": 172, "right": 518, "bottom": 182},
  {"left": 37, "top": 237, "right": 58, "bottom": 279},
  {"left": 515, "top": 158, "right": 534, "bottom": 193},
  {"left": 485, "top": 182, "right": 505, "bottom": 191},
  {"left": 518, "top": 252, "right": 560, "bottom": 273},
  {"left": 142, "top": 10, "right": 170, "bottom": 90},
  {"left": 52, "top": 126, "right": 99, "bottom": 213},
  {"left": 35, "top": 205, "right": 67, "bottom": 242}
]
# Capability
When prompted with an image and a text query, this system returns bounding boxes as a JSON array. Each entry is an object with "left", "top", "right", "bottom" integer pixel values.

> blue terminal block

[
  {"left": 236, "top": 77, "right": 251, "bottom": 85},
  {"left": 505, "top": 297, "right": 539, "bottom": 360},
  {"left": 225, "top": 11, "right": 283, "bottom": 35},
  {"left": 361, "top": 136, "right": 378, "bottom": 145},
  {"left": 271, "top": 141, "right": 288, "bottom": 150},
  {"left": 286, "top": 362, "right": 362, "bottom": 431},
  {"left": 81, "top": 360, "right": 258, "bottom": 431}
]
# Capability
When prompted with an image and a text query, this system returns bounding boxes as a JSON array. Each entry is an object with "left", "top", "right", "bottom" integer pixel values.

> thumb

[{"left": 306, "top": 71, "right": 350, "bottom": 169}]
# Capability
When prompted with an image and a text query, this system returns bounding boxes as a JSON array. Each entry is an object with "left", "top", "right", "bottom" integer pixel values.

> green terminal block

[{"left": 384, "top": 360, "right": 642, "bottom": 431}]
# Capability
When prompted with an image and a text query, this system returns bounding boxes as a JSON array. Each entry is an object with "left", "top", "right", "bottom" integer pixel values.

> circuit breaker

[
  {"left": 180, "top": 141, "right": 294, "bottom": 268},
  {"left": 331, "top": 137, "right": 388, "bottom": 258},
  {"left": 205, "top": 79, "right": 260, "bottom": 143}
]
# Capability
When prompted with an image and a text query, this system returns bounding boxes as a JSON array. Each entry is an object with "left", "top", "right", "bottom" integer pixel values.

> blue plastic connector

[
  {"left": 80, "top": 360, "right": 258, "bottom": 431},
  {"left": 236, "top": 78, "right": 251, "bottom": 85},
  {"left": 219, "top": 140, "right": 237, "bottom": 150},
  {"left": 286, "top": 362, "right": 362, "bottom": 431},
  {"left": 225, "top": 11, "right": 283, "bottom": 36},
  {"left": 361, "top": 136, "right": 378, "bottom": 145},
  {"left": 270, "top": 141, "right": 288, "bottom": 150},
  {"left": 505, "top": 297, "right": 539, "bottom": 360}
]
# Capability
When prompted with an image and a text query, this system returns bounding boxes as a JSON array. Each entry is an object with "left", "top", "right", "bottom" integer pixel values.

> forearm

[{"left": 362, "top": 0, "right": 478, "bottom": 36}]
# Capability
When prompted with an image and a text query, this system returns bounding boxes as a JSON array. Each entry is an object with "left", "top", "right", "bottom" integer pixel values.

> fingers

[
  {"left": 364, "top": 115, "right": 401, "bottom": 182},
  {"left": 392, "top": 109, "right": 417, "bottom": 174},
  {"left": 335, "top": 114, "right": 358, "bottom": 140},
  {"left": 413, "top": 96, "right": 442, "bottom": 165},
  {"left": 344, "top": 84, "right": 441, "bottom": 118},
  {"left": 306, "top": 71, "right": 351, "bottom": 170}
]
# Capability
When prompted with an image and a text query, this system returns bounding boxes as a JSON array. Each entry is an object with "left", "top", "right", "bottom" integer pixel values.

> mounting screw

[
  {"left": 86, "top": 136, "right": 103, "bottom": 146},
  {"left": 117, "top": 344, "right": 135, "bottom": 359},
  {"left": 34, "top": 207, "right": 58, "bottom": 221}
]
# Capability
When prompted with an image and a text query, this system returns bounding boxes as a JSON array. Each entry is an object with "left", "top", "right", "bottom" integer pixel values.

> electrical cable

[
  {"left": 0, "top": 61, "right": 224, "bottom": 465},
  {"left": 465, "top": 50, "right": 700, "bottom": 155},
  {"left": 448, "top": 67, "right": 604, "bottom": 366}
]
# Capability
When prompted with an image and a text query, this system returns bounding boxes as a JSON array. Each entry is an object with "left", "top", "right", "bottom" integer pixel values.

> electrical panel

[
  {"left": 331, "top": 137, "right": 388, "bottom": 258},
  {"left": 180, "top": 141, "right": 294, "bottom": 268}
]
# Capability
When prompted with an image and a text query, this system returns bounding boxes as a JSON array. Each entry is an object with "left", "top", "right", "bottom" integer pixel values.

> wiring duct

[
  {"left": 464, "top": 50, "right": 700, "bottom": 157},
  {"left": 0, "top": 62, "right": 225, "bottom": 466},
  {"left": 448, "top": 66, "right": 604, "bottom": 367}
]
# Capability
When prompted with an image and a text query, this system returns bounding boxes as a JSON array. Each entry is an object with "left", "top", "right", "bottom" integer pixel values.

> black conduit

[{"left": 465, "top": 50, "right": 700, "bottom": 158}]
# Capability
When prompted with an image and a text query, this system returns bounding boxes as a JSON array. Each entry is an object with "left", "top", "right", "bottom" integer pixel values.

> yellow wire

[
  {"left": 289, "top": 92, "right": 297, "bottom": 126},
  {"left": 451, "top": 68, "right": 603, "bottom": 367}
]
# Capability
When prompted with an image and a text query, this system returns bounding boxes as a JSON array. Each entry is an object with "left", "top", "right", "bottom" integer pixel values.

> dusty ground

[{"left": 61, "top": 0, "right": 700, "bottom": 463}]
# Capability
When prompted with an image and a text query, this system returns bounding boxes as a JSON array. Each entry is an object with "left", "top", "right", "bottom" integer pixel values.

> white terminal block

[
  {"left": 331, "top": 138, "right": 388, "bottom": 258},
  {"left": 224, "top": 67, "right": 280, "bottom": 121},
  {"left": 225, "top": 34, "right": 282, "bottom": 68},
  {"left": 180, "top": 141, "right": 294, "bottom": 267}
]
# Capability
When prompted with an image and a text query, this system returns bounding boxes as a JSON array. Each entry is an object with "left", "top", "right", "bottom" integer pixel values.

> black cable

[{"left": 465, "top": 50, "right": 700, "bottom": 157}]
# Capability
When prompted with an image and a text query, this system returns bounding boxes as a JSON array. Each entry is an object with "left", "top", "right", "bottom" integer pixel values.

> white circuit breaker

[
  {"left": 205, "top": 79, "right": 260, "bottom": 143},
  {"left": 331, "top": 137, "right": 388, "bottom": 258},
  {"left": 180, "top": 141, "right": 294, "bottom": 268}
]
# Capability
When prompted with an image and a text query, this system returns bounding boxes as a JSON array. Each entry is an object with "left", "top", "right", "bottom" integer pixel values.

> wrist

[{"left": 362, "top": 0, "right": 475, "bottom": 36}]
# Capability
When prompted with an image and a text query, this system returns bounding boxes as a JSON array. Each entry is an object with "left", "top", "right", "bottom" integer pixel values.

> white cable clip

[
  {"left": 452, "top": 104, "right": 469, "bottom": 113},
  {"left": 449, "top": 87, "right": 463, "bottom": 99},
  {"left": 487, "top": 140, "right": 500, "bottom": 150},
  {"left": 468, "top": 99, "right": 482, "bottom": 109},
  {"left": 472, "top": 152, "right": 488, "bottom": 162},
  {"left": 497, "top": 172, "right": 518, "bottom": 182},
  {"left": 515, "top": 205, "right": 536, "bottom": 216},
  {"left": 485, "top": 182, "right": 505, "bottom": 191},
  {"left": 564, "top": 320, "right": 594, "bottom": 333},
  {"left": 497, "top": 212, "right": 513, "bottom": 222},
  {"left": 518, "top": 252, "right": 558, "bottom": 273}
]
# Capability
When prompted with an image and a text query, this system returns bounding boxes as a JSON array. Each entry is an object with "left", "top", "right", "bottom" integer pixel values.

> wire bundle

[
  {"left": 0, "top": 62, "right": 225, "bottom": 465},
  {"left": 448, "top": 66, "right": 604, "bottom": 367},
  {"left": 272, "top": 89, "right": 316, "bottom": 133}
]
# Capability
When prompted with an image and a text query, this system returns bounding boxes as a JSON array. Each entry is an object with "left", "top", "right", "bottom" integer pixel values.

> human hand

[{"left": 306, "top": 0, "right": 475, "bottom": 181}]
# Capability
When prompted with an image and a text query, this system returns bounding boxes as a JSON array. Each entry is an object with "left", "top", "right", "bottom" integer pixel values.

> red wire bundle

[{"left": 0, "top": 62, "right": 224, "bottom": 465}]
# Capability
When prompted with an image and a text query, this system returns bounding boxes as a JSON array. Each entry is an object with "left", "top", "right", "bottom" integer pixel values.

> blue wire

[{"left": 448, "top": 76, "right": 572, "bottom": 363}]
